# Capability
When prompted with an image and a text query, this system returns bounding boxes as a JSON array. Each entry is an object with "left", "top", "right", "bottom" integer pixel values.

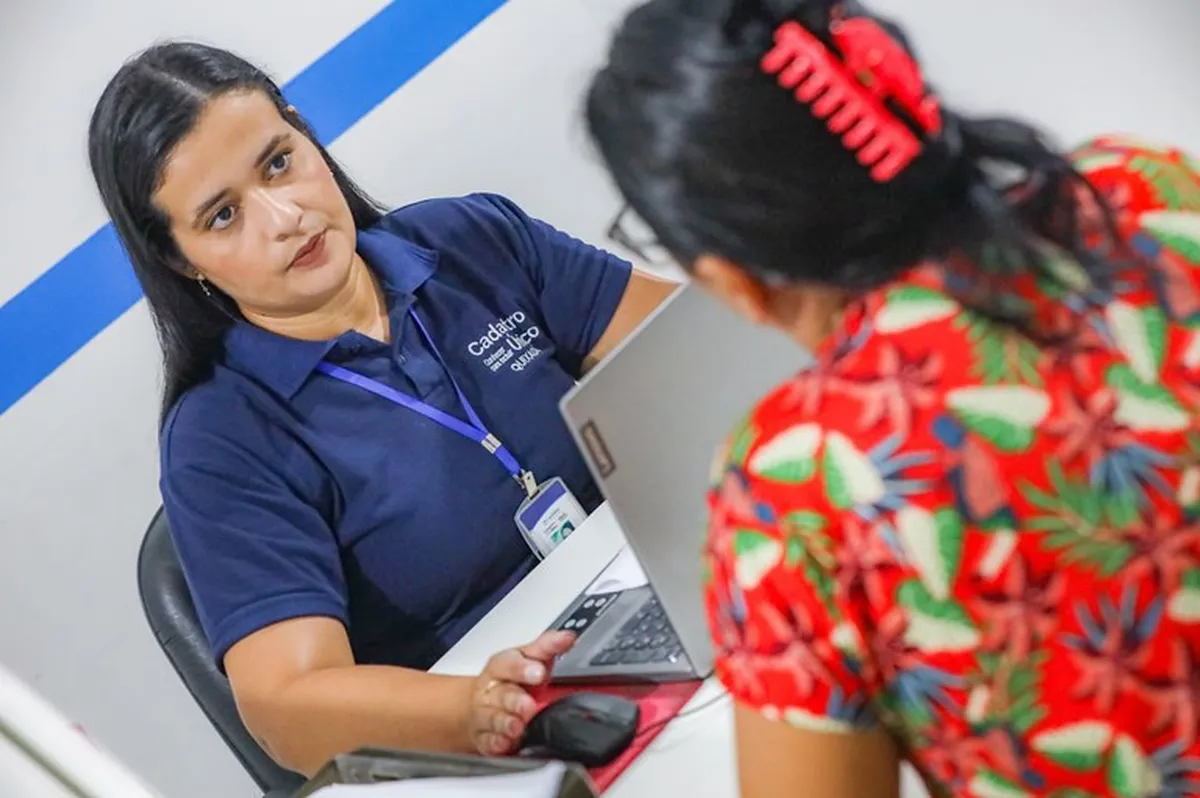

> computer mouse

[{"left": 519, "top": 692, "right": 640, "bottom": 768}]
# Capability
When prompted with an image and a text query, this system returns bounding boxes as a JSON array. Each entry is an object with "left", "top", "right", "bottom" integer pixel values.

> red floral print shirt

[{"left": 704, "top": 137, "right": 1200, "bottom": 798}]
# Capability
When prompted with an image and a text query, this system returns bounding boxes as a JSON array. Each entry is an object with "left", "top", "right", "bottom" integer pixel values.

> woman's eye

[
  {"left": 267, "top": 151, "right": 292, "bottom": 176},
  {"left": 209, "top": 206, "right": 236, "bottom": 230}
]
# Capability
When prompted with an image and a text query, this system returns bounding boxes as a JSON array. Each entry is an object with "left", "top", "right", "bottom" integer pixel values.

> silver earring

[{"left": 198, "top": 276, "right": 213, "bottom": 298}]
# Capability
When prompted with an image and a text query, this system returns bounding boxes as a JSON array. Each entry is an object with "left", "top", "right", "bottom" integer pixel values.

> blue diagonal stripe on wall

[{"left": 0, "top": 0, "right": 507, "bottom": 416}]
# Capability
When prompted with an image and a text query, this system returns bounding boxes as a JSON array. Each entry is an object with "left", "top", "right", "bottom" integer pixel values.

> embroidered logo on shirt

[{"left": 466, "top": 310, "right": 546, "bottom": 373}]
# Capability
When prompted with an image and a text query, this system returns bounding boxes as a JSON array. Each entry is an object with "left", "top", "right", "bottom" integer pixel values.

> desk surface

[
  {"left": 433, "top": 504, "right": 928, "bottom": 798},
  {"left": 431, "top": 504, "right": 736, "bottom": 797}
]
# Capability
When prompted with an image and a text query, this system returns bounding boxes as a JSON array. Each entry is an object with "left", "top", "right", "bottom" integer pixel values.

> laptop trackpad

[{"left": 585, "top": 547, "right": 647, "bottom": 596}]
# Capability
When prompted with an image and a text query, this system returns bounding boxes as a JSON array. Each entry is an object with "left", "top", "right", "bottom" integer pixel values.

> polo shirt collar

[
  {"left": 223, "top": 228, "right": 439, "bottom": 398},
  {"left": 358, "top": 225, "right": 439, "bottom": 300}
]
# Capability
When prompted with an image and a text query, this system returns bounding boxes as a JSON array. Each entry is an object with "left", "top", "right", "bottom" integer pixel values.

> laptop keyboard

[{"left": 588, "top": 596, "right": 685, "bottom": 667}]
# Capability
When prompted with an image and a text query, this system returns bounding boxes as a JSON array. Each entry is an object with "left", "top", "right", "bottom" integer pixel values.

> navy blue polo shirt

[{"left": 161, "top": 193, "right": 631, "bottom": 669}]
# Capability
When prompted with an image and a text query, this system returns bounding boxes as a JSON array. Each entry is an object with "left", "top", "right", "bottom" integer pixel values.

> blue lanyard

[{"left": 315, "top": 308, "right": 538, "bottom": 498}]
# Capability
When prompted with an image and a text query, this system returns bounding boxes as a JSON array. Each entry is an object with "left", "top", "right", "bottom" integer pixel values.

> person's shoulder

[
  {"left": 860, "top": 270, "right": 971, "bottom": 337},
  {"left": 375, "top": 193, "right": 529, "bottom": 244},
  {"left": 706, "top": 368, "right": 837, "bottom": 515},
  {"left": 1071, "top": 134, "right": 1197, "bottom": 166},
  {"left": 370, "top": 194, "right": 551, "bottom": 287},
  {"left": 160, "top": 374, "right": 266, "bottom": 468},
  {"left": 1071, "top": 134, "right": 1200, "bottom": 199},
  {"left": 710, "top": 272, "right": 975, "bottom": 496},
  {"left": 1071, "top": 135, "right": 1200, "bottom": 281}
]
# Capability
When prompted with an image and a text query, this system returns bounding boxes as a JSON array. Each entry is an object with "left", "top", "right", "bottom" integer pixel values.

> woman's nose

[{"left": 252, "top": 187, "right": 304, "bottom": 239}]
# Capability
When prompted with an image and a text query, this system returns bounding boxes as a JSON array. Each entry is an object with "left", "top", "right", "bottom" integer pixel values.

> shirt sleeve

[
  {"left": 160, "top": 397, "right": 348, "bottom": 667},
  {"left": 472, "top": 194, "right": 633, "bottom": 376},
  {"left": 704, "top": 429, "right": 879, "bottom": 734}
]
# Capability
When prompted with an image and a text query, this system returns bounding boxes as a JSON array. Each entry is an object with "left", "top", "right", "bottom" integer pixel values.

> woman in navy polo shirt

[{"left": 88, "top": 43, "right": 675, "bottom": 775}]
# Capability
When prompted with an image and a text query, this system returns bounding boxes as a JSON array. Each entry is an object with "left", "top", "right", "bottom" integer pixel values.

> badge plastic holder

[{"left": 514, "top": 476, "right": 588, "bottom": 560}]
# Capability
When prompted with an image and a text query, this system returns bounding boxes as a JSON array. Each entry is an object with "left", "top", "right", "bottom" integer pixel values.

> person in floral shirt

[{"left": 586, "top": 1, "right": 1200, "bottom": 796}]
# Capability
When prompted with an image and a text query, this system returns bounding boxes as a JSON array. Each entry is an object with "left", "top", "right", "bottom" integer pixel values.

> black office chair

[{"left": 137, "top": 508, "right": 306, "bottom": 797}]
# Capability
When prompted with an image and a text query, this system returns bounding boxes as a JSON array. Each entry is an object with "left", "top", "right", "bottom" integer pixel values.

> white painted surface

[
  {"left": 873, "top": 0, "right": 1200, "bottom": 154},
  {"left": 0, "top": 662, "right": 161, "bottom": 798}
]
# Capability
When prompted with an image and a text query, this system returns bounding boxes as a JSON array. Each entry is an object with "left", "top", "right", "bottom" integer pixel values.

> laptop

[{"left": 548, "top": 283, "right": 810, "bottom": 682}]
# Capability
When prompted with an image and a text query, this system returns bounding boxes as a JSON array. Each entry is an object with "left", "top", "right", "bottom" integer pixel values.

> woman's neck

[
  {"left": 776, "top": 283, "right": 849, "bottom": 352},
  {"left": 242, "top": 254, "right": 391, "bottom": 343}
]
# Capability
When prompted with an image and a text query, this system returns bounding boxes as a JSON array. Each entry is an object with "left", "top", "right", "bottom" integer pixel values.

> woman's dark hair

[
  {"left": 586, "top": 0, "right": 1125, "bottom": 325},
  {"left": 88, "top": 42, "right": 385, "bottom": 422}
]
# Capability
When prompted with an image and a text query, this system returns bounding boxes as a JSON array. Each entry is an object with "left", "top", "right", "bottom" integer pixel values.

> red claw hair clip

[{"left": 761, "top": 9, "right": 942, "bottom": 182}]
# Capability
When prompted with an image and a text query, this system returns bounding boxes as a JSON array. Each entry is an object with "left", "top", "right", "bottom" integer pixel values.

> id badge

[{"left": 514, "top": 477, "right": 588, "bottom": 559}]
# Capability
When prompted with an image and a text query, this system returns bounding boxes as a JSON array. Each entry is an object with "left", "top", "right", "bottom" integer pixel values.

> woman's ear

[
  {"left": 160, "top": 249, "right": 198, "bottom": 280},
  {"left": 692, "top": 254, "right": 773, "bottom": 326},
  {"left": 150, "top": 236, "right": 197, "bottom": 279}
]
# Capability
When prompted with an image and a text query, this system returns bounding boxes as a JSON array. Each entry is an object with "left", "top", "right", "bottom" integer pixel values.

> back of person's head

[
  {"left": 88, "top": 42, "right": 381, "bottom": 419},
  {"left": 586, "top": 0, "right": 1122, "bottom": 321}
]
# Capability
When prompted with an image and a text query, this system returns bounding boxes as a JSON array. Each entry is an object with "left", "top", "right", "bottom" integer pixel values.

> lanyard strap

[{"left": 314, "top": 308, "right": 537, "bottom": 497}]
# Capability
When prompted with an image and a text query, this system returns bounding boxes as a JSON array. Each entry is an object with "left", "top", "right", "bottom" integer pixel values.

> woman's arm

[
  {"left": 734, "top": 702, "right": 901, "bottom": 798},
  {"left": 582, "top": 270, "right": 680, "bottom": 372},
  {"left": 224, "top": 618, "right": 571, "bottom": 776}
]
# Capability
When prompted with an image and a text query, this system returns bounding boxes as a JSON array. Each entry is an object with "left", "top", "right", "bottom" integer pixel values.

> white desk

[
  {"left": 432, "top": 504, "right": 928, "bottom": 798},
  {"left": 432, "top": 504, "right": 736, "bottom": 797}
]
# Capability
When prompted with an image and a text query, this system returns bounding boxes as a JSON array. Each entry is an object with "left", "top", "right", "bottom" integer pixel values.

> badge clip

[{"left": 518, "top": 470, "right": 539, "bottom": 500}]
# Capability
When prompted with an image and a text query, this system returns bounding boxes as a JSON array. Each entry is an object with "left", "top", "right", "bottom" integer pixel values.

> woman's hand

[{"left": 466, "top": 631, "right": 576, "bottom": 755}]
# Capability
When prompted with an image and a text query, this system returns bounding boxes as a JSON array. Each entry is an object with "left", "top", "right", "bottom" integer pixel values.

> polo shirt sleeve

[
  {"left": 160, "top": 396, "right": 347, "bottom": 667},
  {"left": 472, "top": 194, "right": 633, "bottom": 376}
]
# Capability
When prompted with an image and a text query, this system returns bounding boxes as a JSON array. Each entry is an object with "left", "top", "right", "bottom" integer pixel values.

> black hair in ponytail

[{"left": 585, "top": 0, "right": 1126, "bottom": 333}]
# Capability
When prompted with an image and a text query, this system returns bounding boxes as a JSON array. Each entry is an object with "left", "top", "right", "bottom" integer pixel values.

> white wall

[
  {"left": 873, "top": 0, "right": 1200, "bottom": 154},
  {"left": 0, "top": 1, "right": 1195, "bottom": 797}
]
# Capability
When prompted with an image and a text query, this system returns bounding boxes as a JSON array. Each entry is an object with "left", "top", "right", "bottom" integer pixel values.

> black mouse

[{"left": 519, "top": 692, "right": 640, "bottom": 768}]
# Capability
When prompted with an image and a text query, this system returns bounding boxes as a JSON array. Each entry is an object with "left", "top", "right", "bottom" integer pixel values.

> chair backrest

[{"left": 136, "top": 508, "right": 305, "bottom": 794}]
